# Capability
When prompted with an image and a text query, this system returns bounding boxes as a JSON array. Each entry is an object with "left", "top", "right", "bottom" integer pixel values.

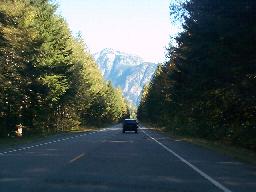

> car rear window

[{"left": 124, "top": 119, "right": 137, "bottom": 124}]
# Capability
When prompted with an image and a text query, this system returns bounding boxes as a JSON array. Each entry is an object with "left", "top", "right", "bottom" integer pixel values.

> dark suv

[{"left": 122, "top": 119, "right": 138, "bottom": 133}]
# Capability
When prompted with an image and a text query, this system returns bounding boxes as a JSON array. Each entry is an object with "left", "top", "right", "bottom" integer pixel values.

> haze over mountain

[{"left": 94, "top": 48, "right": 158, "bottom": 106}]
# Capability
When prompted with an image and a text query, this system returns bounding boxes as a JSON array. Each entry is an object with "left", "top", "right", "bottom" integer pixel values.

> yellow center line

[{"left": 69, "top": 153, "right": 85, "bottom": 164}]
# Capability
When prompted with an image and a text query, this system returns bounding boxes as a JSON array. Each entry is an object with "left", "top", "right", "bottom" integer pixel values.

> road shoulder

[{"left": 143, "top": 126, "right": 256, "bottom": 165}]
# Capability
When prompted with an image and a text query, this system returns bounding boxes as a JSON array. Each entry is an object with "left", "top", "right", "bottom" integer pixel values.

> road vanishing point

[{"left": 0, "top": 125, "right": 256, "bottom": 192}]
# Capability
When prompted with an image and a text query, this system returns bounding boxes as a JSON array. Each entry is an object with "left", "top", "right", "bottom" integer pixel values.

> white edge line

[{"left": 142, "top": 129, "right": 232, "bottom": 192}]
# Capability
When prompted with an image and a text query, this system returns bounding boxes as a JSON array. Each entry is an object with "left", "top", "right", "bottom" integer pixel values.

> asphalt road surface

[{"left": 0, "top": 125, "right": 256, "bottom": 192}]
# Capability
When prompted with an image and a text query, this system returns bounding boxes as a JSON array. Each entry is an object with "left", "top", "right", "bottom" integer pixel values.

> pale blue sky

[{"left": 57, "top": 0, "right": 179, "bottom": 63}]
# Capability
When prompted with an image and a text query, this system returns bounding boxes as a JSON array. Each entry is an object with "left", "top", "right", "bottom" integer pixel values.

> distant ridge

[{"left": 94, "top": 48, "right": 158, "bottom": 105}]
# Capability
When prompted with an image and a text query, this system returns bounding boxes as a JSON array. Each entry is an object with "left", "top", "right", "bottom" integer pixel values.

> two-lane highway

[{"left": 0, "top": 125, "right": 256, "bottom": 192}]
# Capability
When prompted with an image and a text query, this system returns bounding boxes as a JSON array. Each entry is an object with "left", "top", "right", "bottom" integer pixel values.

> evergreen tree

[{"left": 139, "top": 0, "right": 256, "bottom": 150}]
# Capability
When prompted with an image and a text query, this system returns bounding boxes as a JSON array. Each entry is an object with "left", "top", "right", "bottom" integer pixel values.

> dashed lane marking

[{"left": 69, "top": 153, "right": 85, "bottom": 164}]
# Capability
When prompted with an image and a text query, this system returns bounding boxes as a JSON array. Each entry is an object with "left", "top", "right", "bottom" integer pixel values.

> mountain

[{"left": 94, "top": 48, "right": 158, "bottom": 106}]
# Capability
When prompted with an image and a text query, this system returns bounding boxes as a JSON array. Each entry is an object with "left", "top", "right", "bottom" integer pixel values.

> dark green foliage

[
  {"left": 138, "top": 0, "right": 256, "bottom": 150},
  {"left": 0, "top": 0, "right": 128, "bottom": 137}
]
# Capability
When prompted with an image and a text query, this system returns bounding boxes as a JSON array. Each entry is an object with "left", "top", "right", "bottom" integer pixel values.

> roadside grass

[
  {"left": 148, "top": 126, "right": 256, "bottom": 165},
  {"left": 0, "top": 126, "right": 100, "bottom": 150},
  {"left": 177, "top": 135, "right": 256, "bottom": 165},
  {"left": 68, "top": 126, "right": 99, "bottom": 133}
]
